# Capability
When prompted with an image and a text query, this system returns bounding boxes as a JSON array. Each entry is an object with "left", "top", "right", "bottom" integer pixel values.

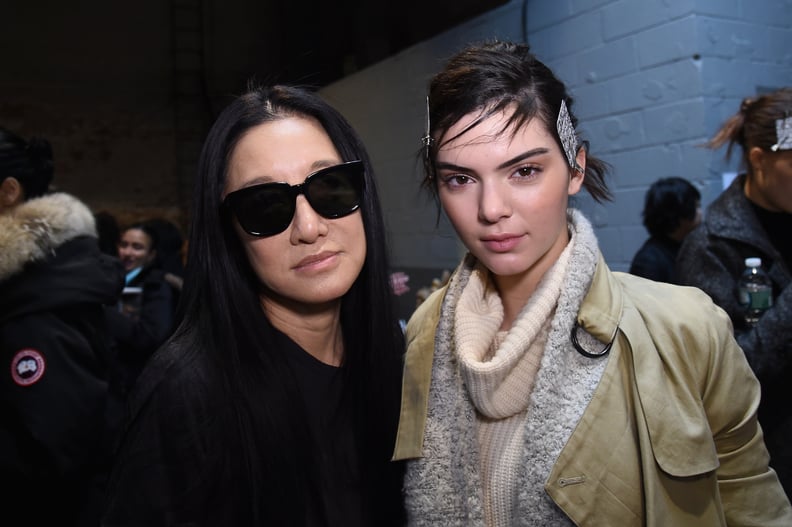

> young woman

[
  {"left": 105, "top": 222, "right": 176, "bottom": 406},
  {"left": 102, "top": 86, "right": 406, "bottom": 526},
  {"left": 393, "top": 41, "right": 791, "bottom": 526},
  {"left": 677, "top": 87, "right": 792, "bottom": 495}
]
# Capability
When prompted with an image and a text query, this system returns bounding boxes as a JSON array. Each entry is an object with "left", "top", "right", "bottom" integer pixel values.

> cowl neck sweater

[
  {"left": 455, "top": 233, "right": 573, "bottom": 525},
  {"left": 404, "top": 209, "right": 608, "bottom": 527}
]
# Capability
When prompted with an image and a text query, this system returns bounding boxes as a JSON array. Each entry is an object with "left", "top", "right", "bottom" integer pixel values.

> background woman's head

[
  {"left": 118, "top": 223, "right": 159, "bottom": 272},
  {"left": 641, "top": 177, "right": 701, "bottom": 241},
  {"left": 0, "top": 127, "right": 53, "bottom": 211},
  {"left": 422, "top": 40, "right": 611, "bottom": 205},
  {"left": 708, "top": 87, "right": 792, "bottom": 212}
]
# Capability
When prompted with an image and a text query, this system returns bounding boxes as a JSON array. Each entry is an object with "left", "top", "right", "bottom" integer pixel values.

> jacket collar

[
  {"left": 577, "top": 253, "right": 621, "bottom": 346},
  {"left": 705, "top": 174, "right": 776, "bottom": 255},
  {"left": 580, "top": 264, "right": 721, "bottom": 476}
]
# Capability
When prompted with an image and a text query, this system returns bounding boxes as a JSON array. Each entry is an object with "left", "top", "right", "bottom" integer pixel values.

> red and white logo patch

[{"left": 10, "top": 349, "right": 46, "bottom": 386}]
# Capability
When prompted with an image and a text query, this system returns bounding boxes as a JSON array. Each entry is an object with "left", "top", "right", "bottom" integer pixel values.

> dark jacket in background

[
  {"left": 105, "top": 265, "right": 175, "bottom": 397},
  {"left": 629, "top": 235, "right": 682, "bottom": 284},
  {"left": 0, "top": 193, "right": 124, "bottom": 527},
  {"left": 677, "top": 173, "right": 792, "bottom": 495}
]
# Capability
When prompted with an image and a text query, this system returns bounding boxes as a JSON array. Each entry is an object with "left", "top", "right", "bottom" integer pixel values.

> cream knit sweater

[{"left": 456, "top": 233, "right": 572, "bottom": 526}]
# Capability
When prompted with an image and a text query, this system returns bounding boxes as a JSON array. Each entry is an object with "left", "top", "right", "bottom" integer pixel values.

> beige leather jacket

[{"left": 394, "top": 255, "right": 792, "bottom": 526}]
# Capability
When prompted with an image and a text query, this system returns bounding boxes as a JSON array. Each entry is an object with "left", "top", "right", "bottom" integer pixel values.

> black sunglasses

[{"left": 223, "top": 160, "right": 365, "bottom": 237}]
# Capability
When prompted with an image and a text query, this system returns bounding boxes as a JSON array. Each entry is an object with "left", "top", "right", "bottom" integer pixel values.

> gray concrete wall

[{"left": 321, "top": 0, "right": 791, "bottom": 318}]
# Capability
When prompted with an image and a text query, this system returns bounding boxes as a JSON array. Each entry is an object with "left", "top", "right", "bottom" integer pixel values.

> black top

[
  {"left": 751, "top": 202, "right": 792, "bottom": 271},
  {"left": 102, "top": 324, "right": 400, "bottom": 526},
  {"left": 281, "top": 331, "right": 365, "bottom": 527}
]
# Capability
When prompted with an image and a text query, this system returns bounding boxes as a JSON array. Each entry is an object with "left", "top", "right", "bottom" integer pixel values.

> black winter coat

[{"left": 0, "top": 193, "right": 124, "bottom": 527}]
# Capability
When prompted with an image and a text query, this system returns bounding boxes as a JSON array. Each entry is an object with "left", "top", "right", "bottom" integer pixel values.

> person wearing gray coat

[{"left": 677, "top": 88, "right": 792, "bottom": 495}]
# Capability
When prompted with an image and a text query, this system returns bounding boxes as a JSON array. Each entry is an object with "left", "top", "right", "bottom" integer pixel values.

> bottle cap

[{"left": 745, "top": 257, "right": 762, "bottom": 267}]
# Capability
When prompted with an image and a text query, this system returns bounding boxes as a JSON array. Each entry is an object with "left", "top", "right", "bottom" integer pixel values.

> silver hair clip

[
  {"left": 421, "top": 95, "right": 434, "bottom": 148},
  {"left": 557, "top": 100, "right": 579, "bottom": 168},
  {"left": 770, "top": 114, "right": 791, "bottom": 152}
]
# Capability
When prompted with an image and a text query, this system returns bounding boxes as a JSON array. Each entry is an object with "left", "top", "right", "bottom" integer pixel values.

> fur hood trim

[{"left": 0, "top": 192, "right": 97, "bottom": 282}]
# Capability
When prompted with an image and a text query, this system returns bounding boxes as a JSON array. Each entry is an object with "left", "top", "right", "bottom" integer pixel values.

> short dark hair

[
  {"left": 0, "top": 127, "right": 53, "bottom": 199},
  {"left": 422, "top": 40, "right": 611, "bottom": 205},
  {"left": 642, "top": 177, "right": 701, "bottom": 237}
]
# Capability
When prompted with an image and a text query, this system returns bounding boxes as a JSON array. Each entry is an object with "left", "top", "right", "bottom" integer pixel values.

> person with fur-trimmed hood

[{"left": 0, "top": 127, "right": 124, "bottom": 527}]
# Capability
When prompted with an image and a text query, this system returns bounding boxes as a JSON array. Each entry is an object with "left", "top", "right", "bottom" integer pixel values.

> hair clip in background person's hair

[
  {"left": 770, "top": 113, "right": 791, "bottom": 151},
  {"left": 557, "top": 100, "right": 578, "bottom": 167}
]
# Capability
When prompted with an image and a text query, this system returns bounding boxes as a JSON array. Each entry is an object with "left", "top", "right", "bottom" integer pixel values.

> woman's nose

[
  {"left": 478, "top": 181, "right": 512, "bottom": 223},
  {"left": 290, "top": 195, "right": 328, "bottom": 243}
]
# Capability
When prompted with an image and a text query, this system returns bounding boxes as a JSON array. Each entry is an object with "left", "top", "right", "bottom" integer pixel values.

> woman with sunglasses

[
  {"left": 393, "top": 40, "right": 791, "bottom": 526},
  {"left": 102, "top": 85, "right": 406, "bottom": 526}
]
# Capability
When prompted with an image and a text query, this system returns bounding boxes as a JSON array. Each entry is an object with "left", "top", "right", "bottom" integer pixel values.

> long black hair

[{"left": 173, "top": 84, "right": 405, "bottom": 524}]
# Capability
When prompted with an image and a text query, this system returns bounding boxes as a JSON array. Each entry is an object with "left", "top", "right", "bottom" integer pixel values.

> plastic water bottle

[{"left": 737, "top": 257, "right": 773, "bottom": 327}]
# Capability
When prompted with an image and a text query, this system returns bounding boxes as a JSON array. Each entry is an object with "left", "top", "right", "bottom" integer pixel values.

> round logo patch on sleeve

[{"left": 10, "top": 349, "right": 46, "bottom": 386}]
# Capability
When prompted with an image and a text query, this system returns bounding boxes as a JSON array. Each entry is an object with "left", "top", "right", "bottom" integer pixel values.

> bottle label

[{"left": 745, "top": 289, "right": 773, "bottom": 310}]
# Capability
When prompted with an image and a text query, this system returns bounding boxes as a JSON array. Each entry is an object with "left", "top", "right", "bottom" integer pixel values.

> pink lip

[
  {"left": 481, "top": 234, "right": 522, "bottom": 253},
  {"left": 294, "top": 251, "right": 338, "bottom": 271}
]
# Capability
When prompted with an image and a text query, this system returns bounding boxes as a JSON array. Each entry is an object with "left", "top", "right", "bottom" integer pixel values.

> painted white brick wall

[{"left": 322, "top": 0, "right": 792, "bottom": 288}]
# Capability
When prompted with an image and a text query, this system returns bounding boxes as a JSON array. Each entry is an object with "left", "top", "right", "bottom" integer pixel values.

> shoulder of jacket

[
  {"left": 405, "top": 285, "right": 446, "bottom": 344},
  {"left": 616, "top": 272, "right": 729, "bottom": 329}
]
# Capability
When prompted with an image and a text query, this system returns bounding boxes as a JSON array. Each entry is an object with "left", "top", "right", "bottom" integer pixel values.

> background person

[
  {"left": 102, "top": 85, "right": 406, "bottom": 526},
  {"left": 144, "top": 217, "right": 186, "bottom": 293},
  {"left": 105, "top": 221, "right": 176, "bottom": 420},
  {"left": 629, "top": 176, "right": 701, "bottom": 283},
  {"left": 393, "top": 40, "right": 791, "bottom": 526},
  {"left": 0, "top": 126, "right": 124, "bottom": 527},
  {"left": 676, "top": 87, "right": 792, "bottom": 495}
]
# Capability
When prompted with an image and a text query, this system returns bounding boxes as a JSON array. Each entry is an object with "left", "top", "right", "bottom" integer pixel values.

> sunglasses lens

[
  {"left": 306, "top": 162, "right": 364, "bottom": 218},
  {"left": 229, "top": 185, "right": 294, "bottom": 237}
]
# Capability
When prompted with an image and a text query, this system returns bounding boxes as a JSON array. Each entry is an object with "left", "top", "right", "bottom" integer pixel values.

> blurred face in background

[
  {"left": 118, "top": 227, "right": 156, "bottom": 272},
  {"left": 747, "top": 147, "right": 792, "bottom": 213}
]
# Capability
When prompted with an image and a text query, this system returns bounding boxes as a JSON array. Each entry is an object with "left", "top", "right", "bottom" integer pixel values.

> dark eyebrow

[
  {"left": 435, "top": 147, "right": 551, "bottom": 173},
  {"left": 495, "top": 148, "right": 550, "bottom": 170}
]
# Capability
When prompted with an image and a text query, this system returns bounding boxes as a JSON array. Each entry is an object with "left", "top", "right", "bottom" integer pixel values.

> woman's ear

[
  {"left": 748, "top": 146, "right": 765, "bottom": 178},
  {"left": 574, "top": 147, "right": 587, "bottom": 176},
  {"left": 0, "top": 177, "right": 24, "bottom": 208},
  {"left": 568, "top": 147, "right": 586, "bottom": 195}
]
